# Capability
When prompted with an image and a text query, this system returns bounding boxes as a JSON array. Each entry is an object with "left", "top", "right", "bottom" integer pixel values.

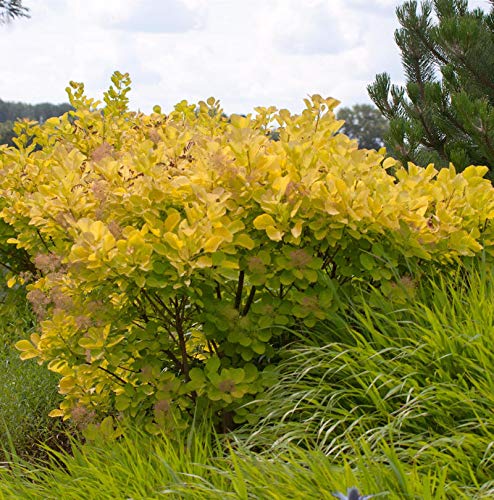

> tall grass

[
  {"left": 0, "top": 286, "right": 65, "bottom": 460},
  {"left": 0, "top": 420, "right": 461, "bottom": 499},
  {"left": 243, "top": 264, "right": 494, "bottom": 497},
  {"left": 1, "top": 265, "right": 494, "bottom": 497}
]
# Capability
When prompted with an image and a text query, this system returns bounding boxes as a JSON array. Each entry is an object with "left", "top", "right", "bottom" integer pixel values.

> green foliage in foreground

[
  {"left": 244, "top": 264, "right": 494, "bottom": 497},
  {"left": 1, "top": 263, "right": 494, "bottom": 498},
  {"left": 0, "top": 286, "right": 64, "bottom": 461},
  {"left": 0, "top": 422, "right": 463, "bottom": 499}
]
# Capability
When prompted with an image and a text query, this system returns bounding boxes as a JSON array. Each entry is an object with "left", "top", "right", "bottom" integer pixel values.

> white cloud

[
  {"left": 110, "top": 0, "right": 201, "bottom": 33},
  {"left": 0, "top": 0, "right": 440, "bottom": 114},
  {"left": 271, "top": 1, "right": 361, "bottom": 55}
]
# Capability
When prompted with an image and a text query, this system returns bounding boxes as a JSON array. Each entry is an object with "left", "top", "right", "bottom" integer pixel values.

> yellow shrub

[{"left": 1, "top": 72, "right": 493, "bottom": 431}]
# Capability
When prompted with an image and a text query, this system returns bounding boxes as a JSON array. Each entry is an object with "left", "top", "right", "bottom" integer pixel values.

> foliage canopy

[{"left": 1, "top": 72, "right": 494, "bottom": 430}]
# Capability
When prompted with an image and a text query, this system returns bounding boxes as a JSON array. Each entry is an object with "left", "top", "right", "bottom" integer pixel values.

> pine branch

[{"left": 0, "top": 0, "right": 29, "bottom": 24}]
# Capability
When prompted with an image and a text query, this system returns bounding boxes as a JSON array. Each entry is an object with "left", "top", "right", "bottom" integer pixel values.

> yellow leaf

[
  {"left": 48, "top": 359, "right": 68, "bottom": 374},
  {"left": 135, "top": 274, "right": 146, "bottom": 288},
  {"left": 102, "top": 324, "right": 111, "bottom": 338},
  {"left": 77, "top": 217, "right": 92, "bottom": 233},
  {"left": 253, "top": 214, "right": 275, "bottom": 230},
  {"left": 291, "top": 221, "right": 303, "bottom": 238},
  {"left": 290, "top": 200, "right": 303, "bottom": 218},
  {"left": 230, "top": 114, "right": 250, "bottom": 128},
  {"left": 273, "top": 175, "right": 291, "bottom": 195},
  {"left": 70, "top": 245, "right": 88, "bottom": 261},
  {"left": 163, "top": 232, "right": 184, "bottom": 250},
  {"left": 20, "top": 350, "right": 39, "bottom": 360},
  {"left": 128, "top": 231, "right": 146, "bottom": 248},
  {"left": 106, "top": 334, "right": 125, "bottom": 348},
  {"left": 266, "top": 226, "right": 283, "bottom": 241},
  {"left": 15, "top": 339, "right": 34, "bottom": 352},
  {"left": 383, "top": 157, "right": 397, "bottom": 170},
  {"left": 48, "top": 409, "right": 65, "bottom": 418},
  {"left": 222, "top": 258, "right": 240, "bottom": 270},
  {"left": 235, "top": 233, "right": 256, "bottom": 250},
  {"left": 146, "top": 224, "right": 161, "bottom": 237},
  {"left": 102, "top": 233, "right": 116, "bottom": 253},
  {"left": 204, "top": 235, "right": 223, "bottom": 253},
  {"left": 115, "top": 395, "right": 130, "bottom": 412},
  {"left": 213, "top": 226, "right": 233, "bottom": 242},
  {"left": 153, "top": 243, "right": 168, "bottom": 256},
  {"left": 164, "top": 210, "right": 181, "bottom": 232},
  {"left": 196, "top": 255, "right": 213, "bottom": 268},
  {"left": 228, "top": 219, "right": 245, "bottom": 233},
  {"left": 59, "top": 376, "right": 76, "bottom": 394},
  {"left": 100, "top": 416, "right": 115, "bottom": 436},
  {"left": 78, "top": 337, "right": 104, "bottom": 349},
  {"left": 7, "top": 277, "right": 16, "bottom": 288},
  {"left": 45, "top": 116, "right": 60, "bottom": 126}
]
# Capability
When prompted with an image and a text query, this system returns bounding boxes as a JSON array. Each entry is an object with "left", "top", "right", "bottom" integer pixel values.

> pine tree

[
  {"left": 0, "top": 0, "right": 29, "bottom": 24},
  {"left": 368, "top": 0, "right": 494, "bottom": 177}
]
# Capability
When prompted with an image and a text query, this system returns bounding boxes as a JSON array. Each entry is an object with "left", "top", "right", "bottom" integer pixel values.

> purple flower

[{"left": 332, "top": 487, "right": 379, "bottom": 500}]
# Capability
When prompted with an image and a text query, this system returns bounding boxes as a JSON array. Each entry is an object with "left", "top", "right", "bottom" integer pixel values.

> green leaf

[
  {"left": 360, "top": 253, "right": 374, "bottom": 270},
  {"left": 205, "top": 356, "right": 221, "bottom": 375}
]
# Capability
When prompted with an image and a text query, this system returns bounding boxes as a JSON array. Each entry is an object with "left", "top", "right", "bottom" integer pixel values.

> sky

[{"left": 0, "top": 0, "right": 490, "bottom": 114}]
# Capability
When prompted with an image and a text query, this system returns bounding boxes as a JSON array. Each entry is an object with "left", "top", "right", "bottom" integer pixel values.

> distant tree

[
  {"left": 0, "top": 120, "right": 14, "bottom": 146},
  {"left": 368, "top": 0, "right": 494, "bottom": 176},
  {"left": 336, "top": 103, "right": 389, "bottom": 150},
  {"left": 0, "top": 0, "right": 29, "bottom": 24},
  {"left": 0, "top": 100, "right": 73, "bottom": 146},
  {"left": 0, "top": 100, "right": 73, "bottom": 123}
]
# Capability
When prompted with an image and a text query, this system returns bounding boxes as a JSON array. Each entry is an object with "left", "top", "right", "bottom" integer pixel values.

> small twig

[
  {"left": 96, "top": 365, "right": 127, "bottom": 386},
  {"left": 151, "top": 291, "right": 175, "bottom": 317},
  {"left": 35, "top": 228, "right": 51, "bottom": 252},
  {"left": 164, "top": 349, "right": 182, "bottom": 371},
  {"left": 234, "top": 271, "right": 244, "bottom": 310},
  {"left": 242, "top": 286, "right": 256, "bottom": 316},
  {"left": 0, "top": 260, "right": 14, "bottom": 272},
  {"left": 174, "top": 296, "right": 191, "bottom": 382}
]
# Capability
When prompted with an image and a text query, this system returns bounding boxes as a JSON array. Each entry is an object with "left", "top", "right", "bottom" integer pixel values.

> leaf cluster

[
  {"left": 369, "top": 0, "right": 494, "bottom": 175},
  {"left": 1, "top": 72, "right": 494, "bottom": 431}
]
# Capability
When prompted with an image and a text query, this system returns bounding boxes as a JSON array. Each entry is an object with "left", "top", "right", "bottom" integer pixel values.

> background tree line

[{"left": 0, "top": 100, "right": 73, "bottom": 146}]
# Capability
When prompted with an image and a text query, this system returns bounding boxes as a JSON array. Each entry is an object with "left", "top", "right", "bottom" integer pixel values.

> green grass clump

[
  {"left": 1, "top": 264, "right": 494, "bottom": 498},
  {"left": 0, "top": 285, "right": 65, "bottom": 461},
  {"left": 0, "top": 420, "right": 461, "bottom": 499},
  {"left": 243, "top": 265, "right": 494, "bottom": 496}
]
